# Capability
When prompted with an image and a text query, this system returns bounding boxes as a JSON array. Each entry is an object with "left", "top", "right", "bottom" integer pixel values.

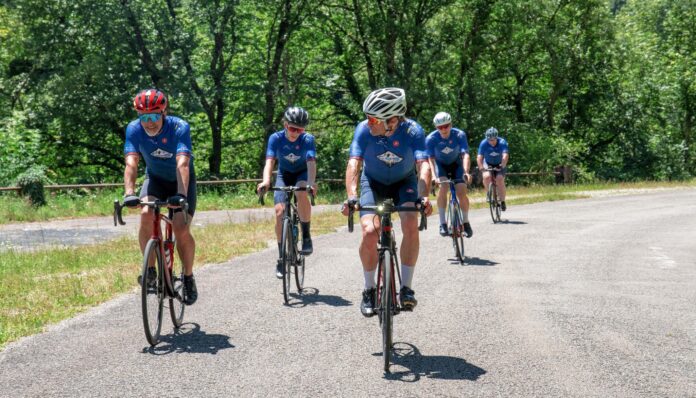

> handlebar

[
  {"left": 346, "top": 199, "right": 427, "bottom": 232},
  {"left": 257, "top": 186, "right": 315, "bottom": 206},
  {"left": 113, "top": 197, "right": 189, "bottom": 226}
]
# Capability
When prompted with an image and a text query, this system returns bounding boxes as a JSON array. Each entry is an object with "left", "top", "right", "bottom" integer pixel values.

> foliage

[
  {"left": 14, "top": 165, "right": 50, "bottom": 206},
  {"left": 0, "top": 0, "right": 694, "bottom": 184}
]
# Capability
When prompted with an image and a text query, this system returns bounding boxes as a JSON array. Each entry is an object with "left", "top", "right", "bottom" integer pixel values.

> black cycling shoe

[
  {"left": 300, "top": 237, "right": 313, "bottom": 256},
  {"left": 501, "top": 201, "right": 507, "bottom": 211},
  {"left": 275, "top": 260, "right": 283, "bottom": 279},
  {"left": 183, "top": 274, "right": 198, "bottom": 305},
  {"left": 464, "top": 222, "right": 473, "bottom": 238},
  {"left": 137, "top": 267, "right": 157, "bottom": 288},
  {"left": 439, "top": 223, "right": 449, "bottom": 237},
  {"left": 400, "top": 286, "right": 417, "bottom": 311},
  {"left": 360, "top": 288, "right": 376, "bottom": 317}
]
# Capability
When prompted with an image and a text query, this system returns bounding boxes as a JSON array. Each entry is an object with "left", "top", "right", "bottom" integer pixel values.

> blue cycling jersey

[
  {"left": 124, "top": 115, "right": 194, "bottom": 182},
  {"left": 425, "top": 127, "right": 469, "bottom": 165},
  {"left": 477, "top": 137, "right": 509, "bottom": 166},
  {"left": 349, "top": 119, "right": 428, "bottom": 185},
  {"left": 265, "top": 130, "right": 317, "bottom": 173}
]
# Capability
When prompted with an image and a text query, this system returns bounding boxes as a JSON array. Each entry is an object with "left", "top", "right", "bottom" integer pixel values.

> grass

[
  {"left": 0, "top": 180, "right": 694, "bottom": 348},
  {"left": 0, "top": 183, "right": 347, "bottom": 225}
]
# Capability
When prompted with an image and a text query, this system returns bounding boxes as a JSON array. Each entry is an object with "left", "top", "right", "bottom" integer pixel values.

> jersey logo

[
  {"left": 161, "top": 138, "right": 168, "bottom": 144},
  {"left": 440, "top": 147, "right": 454, "bottom": 155},
  {"left": 489, "top": 151, "right": 500, "bottom": 157},
  {"left": 393, "top": 140, "right": 400, "bottom": 147},
  {"left": 377, "top": 151, "right": 403, "bottom": 167},
  {"left": 284, "top": 153, "right": 301, "bottom": 163},
  {"left": 150, "top": 148, "right": 173, "bottom": 159}
]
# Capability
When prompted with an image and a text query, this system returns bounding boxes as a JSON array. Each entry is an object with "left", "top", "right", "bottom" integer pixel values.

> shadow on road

[
  {"left": 462, "top": 256, "right": 498, "bottom": 266},
  {"left": 381, "top": 342, "right": 486, "bottom": 382},
  {"left": 499, "top": 220, "right": 526, "bottom": 225},
  {"left": 287, "top": 287, "right": 352, "bottom": 308},
  {"left": 142, "top": 322, "right": 234, "bottom": 355}
]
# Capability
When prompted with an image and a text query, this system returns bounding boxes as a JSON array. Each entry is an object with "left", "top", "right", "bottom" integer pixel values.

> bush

[{"left": 15, "top": 166, "right": 49, "bottom": 206}]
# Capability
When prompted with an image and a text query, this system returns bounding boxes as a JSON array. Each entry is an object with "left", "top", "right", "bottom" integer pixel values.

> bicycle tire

[
  {"left": 454, "top": 207, "right": 466, "bottom": 263},
  {"left": 381, "top": 250, "right": 394, "bottom": 373},
  {"left": 488, "top": 183, "right": 498, "bottom": 224},
  {"left": 495, "top": 198, "right": 502, "bottom": 222},
  {"left": 451, "top": 206, "right": 462, "bottom": 263},
  {"left": 167, "top": 242, "right": 185, "bottom": 328},
  {"left": 142, "top": 239, "right": 164, "bottom": 346},
  {"left": 295, "top": 254, "right": 305, "bottom": 292},
  {"left": 281, "top": 218, "right": 292, "bottom": 304}
]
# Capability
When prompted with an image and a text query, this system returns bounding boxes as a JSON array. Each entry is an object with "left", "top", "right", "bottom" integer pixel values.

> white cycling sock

[
  {"left": 463, "top": 211, "right": 469, "bottom": 223},
  {"left": 364, "top": 269, "right": 376, "bottom": 289},
  {"left": 438, "top": 208, "right": 446, "bottom": 225},
  {"left": 401, "top": 264, "right": 415, "bottom": 289}
]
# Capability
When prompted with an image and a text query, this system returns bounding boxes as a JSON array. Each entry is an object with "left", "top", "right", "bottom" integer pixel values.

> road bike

[
  {"left": 486, "top": 167, "right": 503, "bottom": 223},
  {"left": 259, "top": 186, "right": 314, "bottom": 305},
  {"left": 437, "top": 179, "right": 466, "bottom": 264},
  {"left": 347, "top": 199, "right": 426, "bottom": 373},
  {"left": 114, "top": 197, "right": 188, "bottom": 346}
]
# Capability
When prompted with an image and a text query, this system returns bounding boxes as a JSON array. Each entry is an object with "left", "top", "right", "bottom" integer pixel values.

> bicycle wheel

[
  {"left": 295, "top": 254, "right": 305, "bottom": 292},
  {"left": 167, "top": 242, "right": 185, "bottom": 328},
  {"left": 381, "top": 250, "right": 394, "bottom": 373},
  {"left": 453, "top": 207, "right": 466, "bottom": 263},
  {"left": 142, "top": 239, "right": 164, "bottom": 346},
  {"left": 281, "top": 218, "right": 293, "bottom": 304},
  {"left": 445, "top": 197, "right": 453, "bottom": 235},
  {"left": 495, "top": 197, "right": 502, "bottom": 222},
  {"left": 488, "top": 183, "right": 498, "bottom": 224}
]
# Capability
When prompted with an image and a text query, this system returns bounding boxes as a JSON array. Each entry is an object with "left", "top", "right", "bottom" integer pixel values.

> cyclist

[
  {"left": 341, "top": 87, "right": 433, "bottom": 317},
  {"left": 477, "top": 127, "right": 510, "bottom": 211},
  {"left": 426, "top": 111, "right": 473, "bottom": 238},
  {"left": 256, "top": 107, "right": 317, "bottom": 279},
  {"left": 123, "top": 88, "right": 198, "bottom": 305}
]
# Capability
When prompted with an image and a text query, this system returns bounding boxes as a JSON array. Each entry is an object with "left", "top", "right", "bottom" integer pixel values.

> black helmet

[{"left": 284, "top": 106, "right": 309, "bottom": 127}]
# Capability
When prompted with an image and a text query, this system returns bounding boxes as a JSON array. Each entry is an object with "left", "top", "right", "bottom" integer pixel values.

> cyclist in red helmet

[{"left": 123, "top": 88, "right": 199, "bottom": 305}]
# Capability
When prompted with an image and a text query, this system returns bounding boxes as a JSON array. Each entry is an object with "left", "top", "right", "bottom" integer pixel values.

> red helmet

[{"left": 133, "top": 89, "right": 167, "bottom": 112}]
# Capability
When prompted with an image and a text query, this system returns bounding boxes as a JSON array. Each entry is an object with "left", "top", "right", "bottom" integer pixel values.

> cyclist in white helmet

[
  {"left": 426, "top": 112, "right": 473, "bottom": 237},
  {"left": 341, "top": 87, "right": 433, "bottom": 316},
  {"left": 477, "top": 127, "right": 510, "bottom": 211}
]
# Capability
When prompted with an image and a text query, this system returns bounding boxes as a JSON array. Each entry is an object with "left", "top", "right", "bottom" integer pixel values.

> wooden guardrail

[{"left": 0, "top": 167, "right": 573, "bottom": 193}]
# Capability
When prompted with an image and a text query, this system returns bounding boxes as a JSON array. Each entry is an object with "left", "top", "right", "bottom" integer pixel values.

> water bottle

[{"left": 292, "top": 224, "right": 299, "bottom": 241}]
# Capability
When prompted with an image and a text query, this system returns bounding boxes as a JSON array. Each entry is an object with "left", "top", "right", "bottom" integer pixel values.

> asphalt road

[{"left": 1, "top": 189, "right": 695, "bottom": 397}]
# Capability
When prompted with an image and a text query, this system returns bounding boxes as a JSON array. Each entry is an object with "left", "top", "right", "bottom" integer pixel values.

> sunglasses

[
  {"left": 367, "top": 116, "right": 383, "bottom": 126},
  {"left": 436, "top": 124, "right": 451, "bottom": 130},
  {"left": 138, "top": 113, "right": 162, "bottom": 123},
  {"left": 286, "top": 125, "right": 305, "bottom": 133}
]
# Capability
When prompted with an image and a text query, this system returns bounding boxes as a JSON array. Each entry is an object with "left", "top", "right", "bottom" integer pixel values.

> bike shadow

[
  {"left": 142, "top": 322, "right": 234, "bottom": 355},
  {"left": 378, "top": 342, "right": 486, "bottom": 382},
  {"left": 498, "top": 220, "right": 527, "bottom": 225},
  {"left": 452, "top": 256, "right": 499, "bottom": 266},
  {"left": 287, "top": 287, "right": 353, "bottom": 308}
]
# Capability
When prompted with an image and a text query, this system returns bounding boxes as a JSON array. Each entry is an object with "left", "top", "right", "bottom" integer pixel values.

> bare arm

[
  {"left": 501, "top": 153, "right": 509, "bottom": 168},
  {"left": 416, "top": 160, "right": 432, "bottom": 198},
  {"left": 345, "top": 158, "right": 362, "bottom": 200},
  {"left": 428, "top": 158, "right": 437, "bottom": 181},
  {"left": 462, "top": 153, "right": 471, "bottom": 175},
  {"left": 307, "top": 159, "right": 316, "bottom": 187},
  {"left": 124, "top": 154, "right": 139, "bottom": 195},
  {"left": 477, "top": 154, "right": 484, "bottom": 170},
  {"left": 175, "top": 155, "right": 190, "bottom": 196},
  {"left": 257, "top": 158, "right": 275, "bottom": 193}
]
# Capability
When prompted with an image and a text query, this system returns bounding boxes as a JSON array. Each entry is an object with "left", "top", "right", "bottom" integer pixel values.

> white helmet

[
  {"left": 362, "top": 87, "right": 407, "bottom": 120},
  {"left": 433, "top": 112, "right": 452, "bottom": 127}
]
